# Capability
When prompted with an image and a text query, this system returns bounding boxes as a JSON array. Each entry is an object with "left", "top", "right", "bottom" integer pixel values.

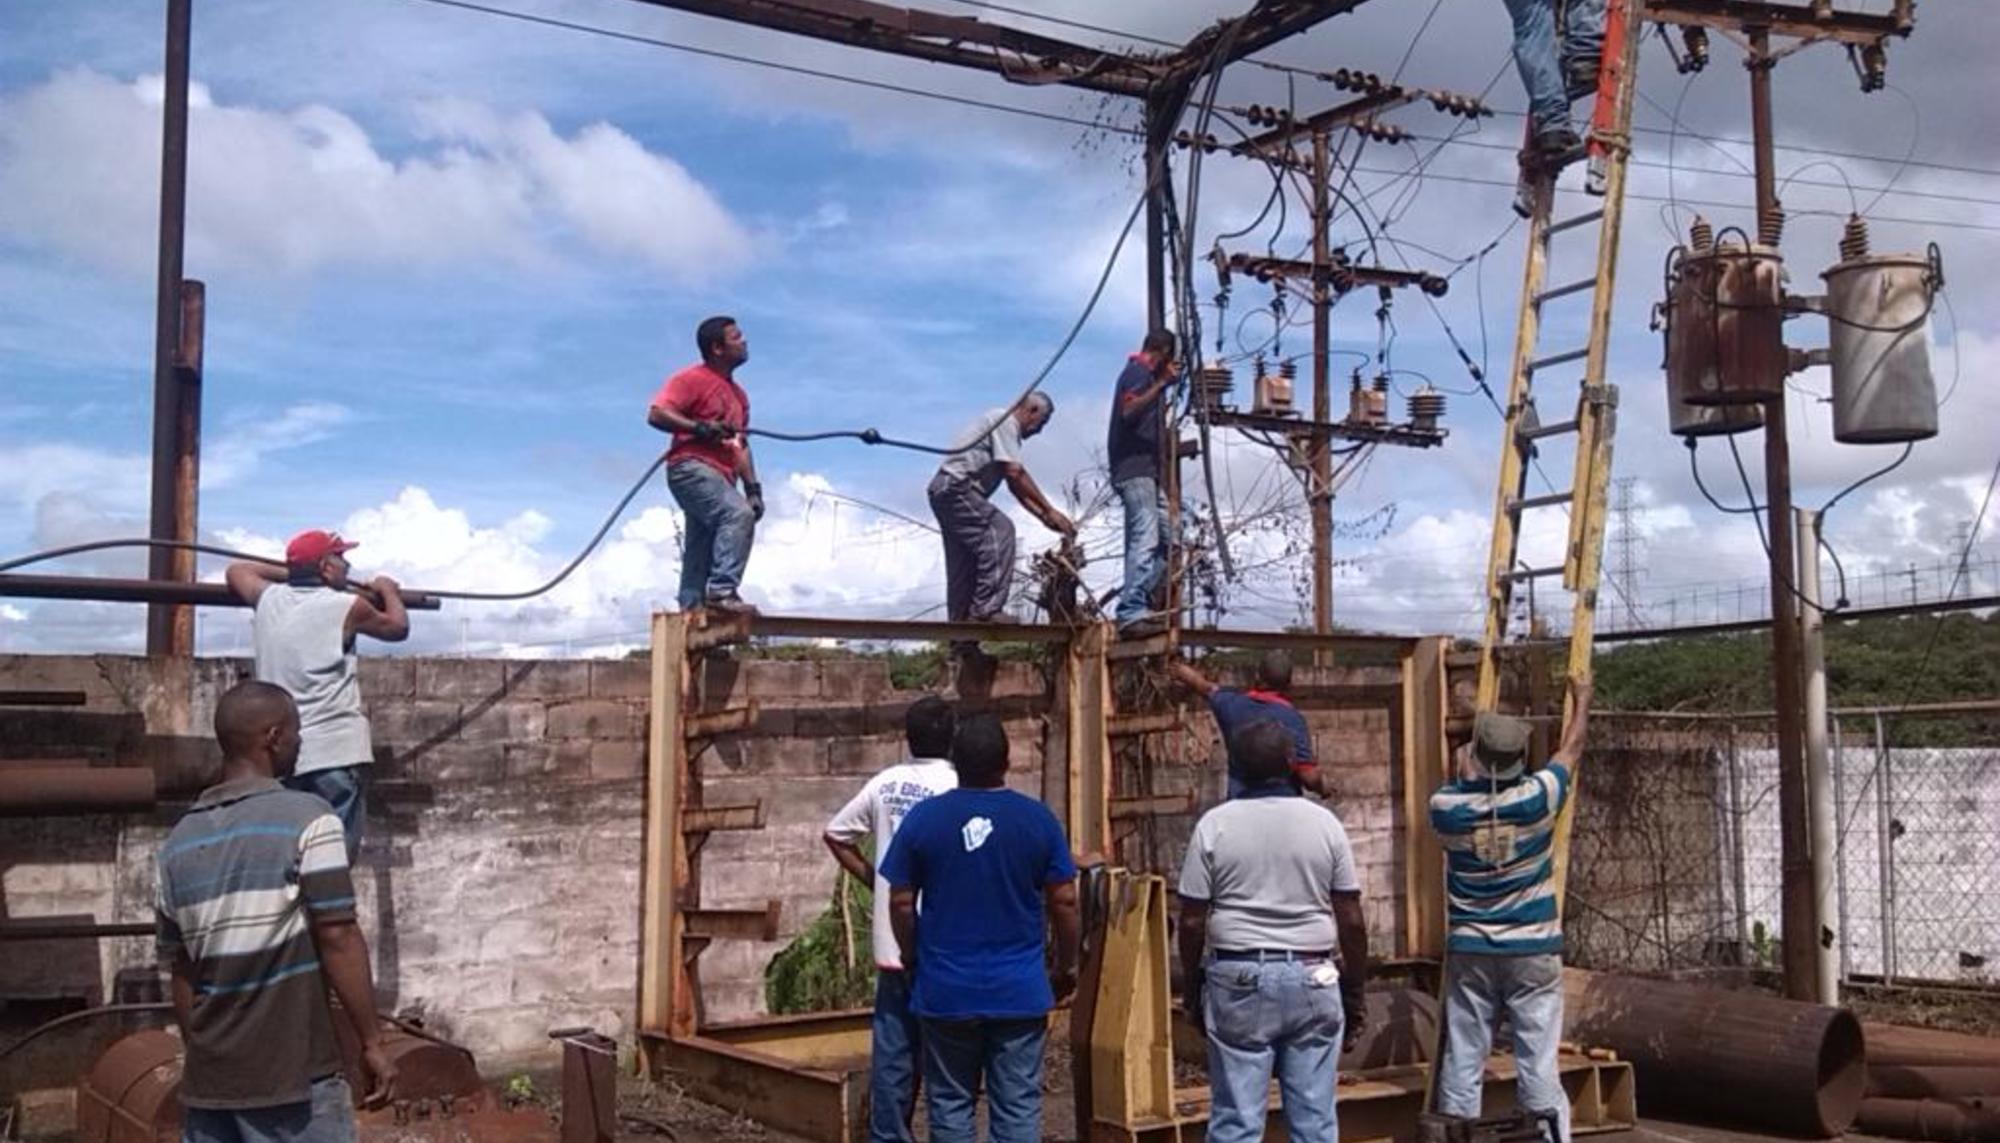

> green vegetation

[
  {"left": 1594, "top": 612, "right": 2000, "bottom": 743},
  {"left": 766, "top": 850, "right": 876, "bottom": 1014}
]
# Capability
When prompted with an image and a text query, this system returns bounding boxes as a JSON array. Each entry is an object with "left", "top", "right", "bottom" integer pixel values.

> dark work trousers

[{"left": 927, "top": 473, "right": 1016, "bottom": 622}]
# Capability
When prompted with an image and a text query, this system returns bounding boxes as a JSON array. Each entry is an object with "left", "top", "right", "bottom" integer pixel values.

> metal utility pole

[
  {"left": 1744, "top": 25, "right": 1818, "bottom": 1003},
  {"left": 1645, "top": 0, "right": 1914, "bottom": 1001},
  {"left": 1309, "top": 128, "right": 1333, "bottom": 635},
  {"left": 146, "top": 0, "right": 198, "bottom": 657},
  {"left": 1797, "top": 507, "right": 1838, "bottom": 1004}
]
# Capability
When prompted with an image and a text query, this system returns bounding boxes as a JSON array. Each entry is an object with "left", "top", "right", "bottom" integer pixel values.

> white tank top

[{"left": 252, "top": 585, "right": 375, "bottom": 773}]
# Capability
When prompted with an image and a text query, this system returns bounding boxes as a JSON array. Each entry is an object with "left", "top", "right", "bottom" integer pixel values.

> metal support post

[
  {"left": 1746, "top": 27, "right": 1818, "bottom": 1001},
  {"left": 1727, "top": 723, "right": 1749, "bottom": 962},
  {"left": 1872, "top": 711, "right": 1896, "bottom": 983},
  {"left": 146, "top": 0, "right": 196, "bottom": 657},
  {"left": 1309, "top": 128, "right": 1333, "bottom": 637},
  {"left": 1797, "top": 508, "right": 1836, "bottom": 1003},
  {"left": 1831, "top": 716, "right": 1850, "bottom": 983}
]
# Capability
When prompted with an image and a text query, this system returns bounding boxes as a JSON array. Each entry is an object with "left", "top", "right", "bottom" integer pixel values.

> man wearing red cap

[{"left": 226, "top": 530, "right": 409, "bottom": 861}]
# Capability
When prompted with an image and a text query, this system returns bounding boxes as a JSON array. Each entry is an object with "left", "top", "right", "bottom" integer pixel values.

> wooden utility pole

[
  {"left": 146, "top": 0, "right": 197, "bottom": 657},
  {"left": 1310, "top": 128, "right": 1334, "bottom": 635}
]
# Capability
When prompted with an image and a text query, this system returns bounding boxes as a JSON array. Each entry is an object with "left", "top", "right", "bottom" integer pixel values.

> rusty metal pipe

[
  {"left": 0, "top": 572, "right": 441, "bottom": 611},
  {"left": 0, "top": 768, "right": 157, "bottom": 816},
  {"left": 1855, "top": 1097, "right": 2000, "bottom": 1142},
  {"left": 1562, "top": 968, "right": 1865, "bottom": 1136},
  {"left": 1868, "top": 1064, "right": 2000, "bottom": 1101},
  {"left": 1866, "top": 1023, "right": 2000, "bottom": 1069},
  {"left": 0, "top": 919, "right": 156, "bottom": 942}
]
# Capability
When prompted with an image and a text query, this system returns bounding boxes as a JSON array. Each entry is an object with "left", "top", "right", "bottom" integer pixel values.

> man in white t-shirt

[
  {"left": 225, "top": 530, "right": 410, "bottom": 863},
  {"left": 927, "top": 394, "right": 1074, "bottom": 656},
  {"left": 824, "top": 696, "right": 960, "bottom": 1142}
]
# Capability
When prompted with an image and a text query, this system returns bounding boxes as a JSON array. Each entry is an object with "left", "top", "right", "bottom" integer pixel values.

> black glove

[
  {"left": 744, "top": 482, "right": 765, "bottom": 522},
  {"left": 691, "top": 419, "right": 729, "bottom": 442}
]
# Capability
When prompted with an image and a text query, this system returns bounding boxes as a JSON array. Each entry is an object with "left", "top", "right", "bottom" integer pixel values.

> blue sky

[{"left": 4, "top": 0, "right": 1996, "bottom": 656}]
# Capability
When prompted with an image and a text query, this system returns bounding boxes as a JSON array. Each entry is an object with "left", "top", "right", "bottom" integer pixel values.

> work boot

[
  {"left": 703, "top": 593, "right": 759, "bottom": 617},
  {"left": 1118, "top": 616, "right": 1168, "bottom": 640}
]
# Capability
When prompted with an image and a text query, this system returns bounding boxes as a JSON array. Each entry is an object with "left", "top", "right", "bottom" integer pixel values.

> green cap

[{"left": 1472, "top": 710, "right": 1532, "bottom": 775}]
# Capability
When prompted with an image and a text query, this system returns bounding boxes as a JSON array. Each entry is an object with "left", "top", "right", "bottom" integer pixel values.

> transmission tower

[{"left": 1611, "top": 476, "right": 1646, "bottom": 629}]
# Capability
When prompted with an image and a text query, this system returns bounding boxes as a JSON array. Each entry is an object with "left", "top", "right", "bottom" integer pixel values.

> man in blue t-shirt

[
  {"left": 880, "top": 713, "right": 1080, "bottom": 1143},
  {"left": 1170, "top": 651, "right": 1330, "bottom": 799},
  {"left": 1105, "top": 329, "right": 1180, "bottom": 638}
]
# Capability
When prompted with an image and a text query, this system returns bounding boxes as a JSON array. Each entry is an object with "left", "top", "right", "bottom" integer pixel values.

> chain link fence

[{"left": 1563, "top": 707, "right": 2000, "bottom": 988}]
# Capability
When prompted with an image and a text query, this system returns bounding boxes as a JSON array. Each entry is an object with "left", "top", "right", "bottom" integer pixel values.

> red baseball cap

[{"left": 285, "top": 529, "right": 359, "bottom": 566}]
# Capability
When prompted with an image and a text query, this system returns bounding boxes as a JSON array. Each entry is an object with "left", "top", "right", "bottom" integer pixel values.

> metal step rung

[
  {"left": 1527, "top": 347, "right": 1589, "bottom": 374},
  {"left": 1519, "top": 418, "right": 1580, "bottom": 442},
  {"left": 1544, "top": 209, "right": 1604, "bottom": 238},
  {"left": 1505, "top": 565, "right": 1566, "bottom": 582},
  {"left": 1533, "top": 277, "right": 1599, "bottom": 305},
  {"left": 1510, "top": 491, "right": 1575, "bottom": 513}
]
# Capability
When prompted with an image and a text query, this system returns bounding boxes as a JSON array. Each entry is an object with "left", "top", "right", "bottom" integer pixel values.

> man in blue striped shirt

[
  {"left": 1427, "top": 677, "right": 1592, "bottom": 1141},
  {"left": 157, "top": 681, "right": 397, "bottom": 1140}
]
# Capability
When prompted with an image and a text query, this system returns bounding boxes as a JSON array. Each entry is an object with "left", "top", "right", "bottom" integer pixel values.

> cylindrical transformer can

[
  {"left": 1667, "top": 241, "right": 1787, "bottom": 406},
  {"left": 1669, "top": 391, "right": 1765, "bottom": 437},
  {"left": 1823, "top": 252, "right": 1938, "bottom": 444}
]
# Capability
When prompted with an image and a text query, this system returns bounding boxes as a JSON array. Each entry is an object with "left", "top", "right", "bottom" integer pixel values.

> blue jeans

[
  {"left": 667, "top": 460, "right": 755, "bottom": 610},
  {"left": 1502, "top": 0, "right": 1607, "bottom": 137},
  {"left": 283, "top": 766, "right": 366, "bottom": 864},
  {"left": 1203, "top": 958, "right": 1344, "bottom": 1143},
  {"left": 919, "top": 1016, "right": 1045, "bottom": 1143},
  {"left": 868, "top": 970, "right": 920, "bottom": 1142},
  {"left": 183, "top": 1073, "right": 355, "bottom": 1142},
  {"left": 1435, "top": 952, "right": 1570, "bottom": 1142},
  {"left": 1113, "top": 475, "right": 1166, "bottom": 627}
]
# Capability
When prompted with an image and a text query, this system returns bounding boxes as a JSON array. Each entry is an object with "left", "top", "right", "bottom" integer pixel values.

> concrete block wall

[{"left": 0, "top": 651, "right": 1052, "bottom": 1072}]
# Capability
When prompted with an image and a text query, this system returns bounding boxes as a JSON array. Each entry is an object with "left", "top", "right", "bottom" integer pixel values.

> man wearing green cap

[{"left": 1427, "top": 677, "right": 1592, "bottom": 1141}]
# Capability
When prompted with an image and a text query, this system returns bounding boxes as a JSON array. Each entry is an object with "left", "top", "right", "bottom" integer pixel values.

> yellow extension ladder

[{"left": 1473, "top": 0, "right": 1642, "bottom": 901}]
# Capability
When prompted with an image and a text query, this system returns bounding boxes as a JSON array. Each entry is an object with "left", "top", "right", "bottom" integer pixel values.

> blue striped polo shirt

[
  {"left": 155, "top": 777, "right": 355, "bottom": 1108},
  {"left": 1428, "top": 762, "right": 1573, "bottom": 955}
]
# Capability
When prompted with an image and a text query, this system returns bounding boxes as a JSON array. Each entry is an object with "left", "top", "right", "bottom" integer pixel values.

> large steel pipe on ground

[
  {"left": 1561, "top": 967, "right": 1866, "bottom": 1136},
  {"left": 1855, "top": 1096, "right": 2000, "bottom": 1142},
  {"left": 0, "top": 767, "right": 156, "bottom": 816},
  {"left": 1866, "top": 1023, "right": 2000, "bottom": 1069}
]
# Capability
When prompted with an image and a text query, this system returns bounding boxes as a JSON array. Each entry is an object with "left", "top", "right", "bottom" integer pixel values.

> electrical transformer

[
  {"left": 1823, "top": 223, "right": 1940, "bottom": 444},
  {"left": 1664, "top": 221, "right": 1787, "bottom": 406}
]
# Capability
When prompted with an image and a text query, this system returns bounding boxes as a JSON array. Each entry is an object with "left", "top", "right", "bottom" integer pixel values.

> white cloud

[{"left": 0, "top": 69, "right": 753, "bottom": 281}]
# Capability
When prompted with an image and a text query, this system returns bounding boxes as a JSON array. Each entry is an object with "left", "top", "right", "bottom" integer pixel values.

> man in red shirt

[{"left": 648, "top": 316, "right": 763, "bottom": 614}]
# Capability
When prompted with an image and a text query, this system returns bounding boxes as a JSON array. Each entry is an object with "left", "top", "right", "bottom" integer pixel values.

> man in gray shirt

[
  {"left": 227, "top": 530, "right": 409, "bottom": 862},
  {"left": 1178, "top": 721, "right": 1369, "bottom": 1143},
  {"left": 927, "top": 394, "right": 1074, "bottom": 652}
]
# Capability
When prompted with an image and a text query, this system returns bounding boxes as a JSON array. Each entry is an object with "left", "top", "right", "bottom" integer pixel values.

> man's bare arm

[
  {"left": 824, "top": 835, "right": 875, "bottom": 888},
  {"left": 312, "top": 917, "right": 398, "bottom": 1107},
  {"left": 1119, "top": 374, "right": 1170, "bottom": 420},
  {"left": 1295, "top": 764, "right": 1332, "bottom": 798},
  {"left": 1002, "top": 466, "right": 1075, "bottom": 536},
  {"left": 347, "top": 577, "right": 409, "bottom": 643},
  {"left": 1331, "top": 891, "right": 1369, "bottom": 1046},
  {"left": 1553, "top": 676, "right": 1594, "bottom": 768},
  {"left": 1168, "top": 659, "right": 1218, "bottom": 698},
  {"left": 167, "top": 953, "right": 196, "bottom": 1031},
  {"left": 889, "top": 887, "right": 920, "bottom": 972},
  {"left": 1177, "top": 898, "right": 1210, "bottom": 1018},
  {"left": 1046, "top": 878, "right": 1081, "bottom": 1003},
  {"left": 223, "top": 561, "right": 284, "bottom": 606}
]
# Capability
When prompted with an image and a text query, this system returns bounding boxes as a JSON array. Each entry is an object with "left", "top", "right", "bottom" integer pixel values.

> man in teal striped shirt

[{"left": 1427, "top": 677, "right": 1592, "bottom": 1141}]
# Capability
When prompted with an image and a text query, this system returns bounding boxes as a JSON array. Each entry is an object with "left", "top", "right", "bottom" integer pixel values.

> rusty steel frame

[{"left": 636, "top": 610, "right": 1462, "bottom": 1142}]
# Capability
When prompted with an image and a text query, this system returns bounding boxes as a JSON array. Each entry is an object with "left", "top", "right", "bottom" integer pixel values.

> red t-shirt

[{"left": 651, "top": 363, "right": 750, "bottom": 478}]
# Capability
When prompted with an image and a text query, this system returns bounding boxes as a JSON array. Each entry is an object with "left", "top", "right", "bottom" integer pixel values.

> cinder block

[
  {"left": 503, "top": 740, "right": 590, "bottom": 779},
  {"left": 588, "top": 739, "right": 646, "bottom": 781},
  {"left": 478, "top": 918, "right": 558, "bottom": 963},
  {"left": 455, "top": 701, "right": 548, "bottom": 744},
  {"left": 546, "top": 699, "right": 643, "bottom": 741},
  {"left": 401, "top": 742, "right": 500, "bottom": 784},
  {"left": 590, "top": 658, "right": 652, "bottom": 699},
  {"left": 412, "top": 659, "right": 507, "bottom": 702},
  {"left": 820, "top": 661, "right": 891, "bottom": 704},
  {"left": 502, "top": 660, "right": 593, "bottom": 699},
  {"left": 743, "top": 660, "right": 820, "bottom": 700},
  {"left": 825, "top": 735, "right": 905, "bottom": 776},
  {"left": 707, "top": 734, "right": 823, "bottom": 777},
  {"left": 369, "top": 701, "right": 463, "bottom": 748},
  {"left": 794, "top": 705, "right": 871, "bottom": 739},
  {"left": 358, "top": 658, "right": 415, "bottom": 699},
  {"left": 990, "top": 661, "right": 1047, "bottom": 698}
]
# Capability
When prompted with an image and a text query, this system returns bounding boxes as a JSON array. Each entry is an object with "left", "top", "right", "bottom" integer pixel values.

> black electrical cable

[
  {"left": 0, "top": 455, "right": 669, "bottom": 604},
  {"left": 1685, "top": 438, "right": 1761, "bottom": 515}
]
